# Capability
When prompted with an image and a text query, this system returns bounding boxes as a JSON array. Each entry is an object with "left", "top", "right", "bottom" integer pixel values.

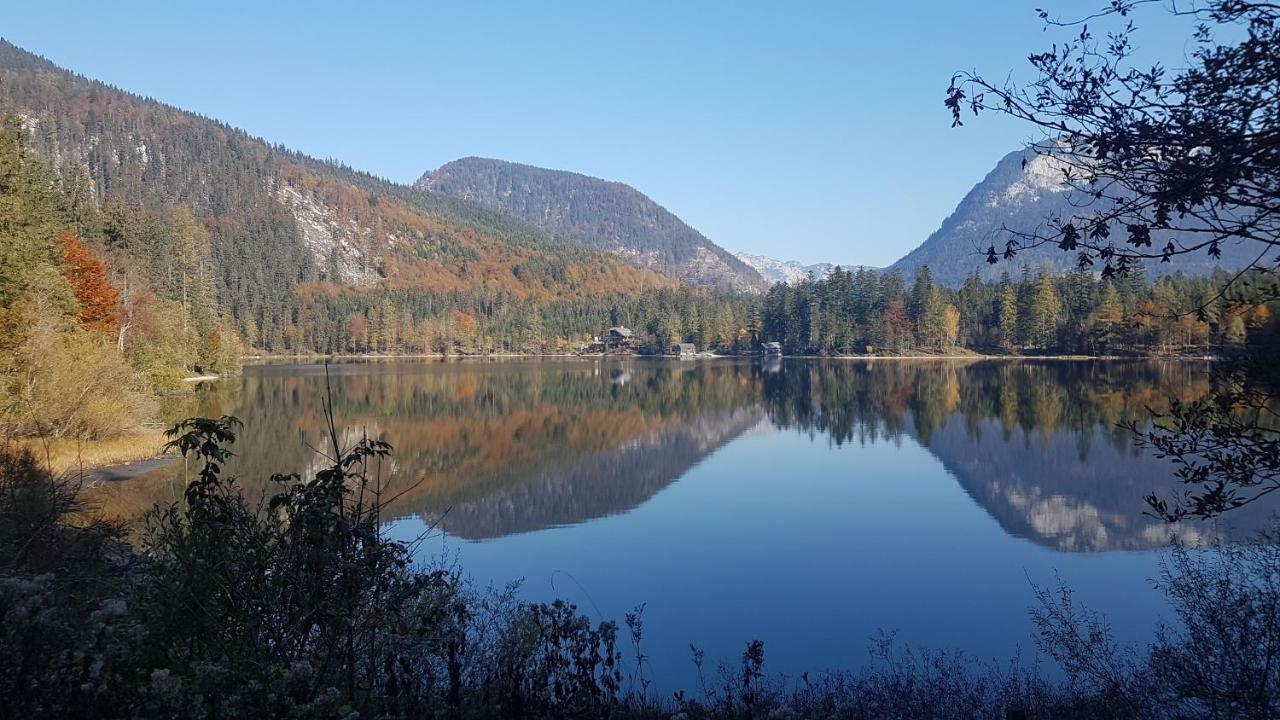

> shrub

[
  {"left": 0, "top": 447, "right": 132, "bottom": 718},
  {"left": 0, "top": 296, "right": 154, "bottom": 439},
  {"left": 1, "top": 413, "right": 1277, "bottom": 720}
]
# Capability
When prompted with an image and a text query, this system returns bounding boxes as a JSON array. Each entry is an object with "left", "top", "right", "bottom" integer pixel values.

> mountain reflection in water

[{"left": 103, "top": 358, "right": 1271, "bottom": 551}]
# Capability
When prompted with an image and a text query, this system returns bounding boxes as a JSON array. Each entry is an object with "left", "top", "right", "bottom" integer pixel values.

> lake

[{"left": 103, "top": 358, "right": 1275, "bottom": 690}]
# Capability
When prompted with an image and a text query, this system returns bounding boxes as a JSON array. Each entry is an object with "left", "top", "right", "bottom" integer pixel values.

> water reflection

[
  {"left": 103, "top": 358, "right": 1271, "bottom": 550},
  {"left": 757, "top": 360, "right": 1265, "bottom": 550}
]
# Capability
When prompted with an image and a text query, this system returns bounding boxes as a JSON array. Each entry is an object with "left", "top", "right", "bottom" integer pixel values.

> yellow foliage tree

[{"left": 941, "top": 304, "right": 961, "bottom": 350}]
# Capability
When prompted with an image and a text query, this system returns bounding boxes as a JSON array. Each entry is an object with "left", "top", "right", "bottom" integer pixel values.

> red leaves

[{"left": 59, "top": 232, "right": 120, "bottom": 335}]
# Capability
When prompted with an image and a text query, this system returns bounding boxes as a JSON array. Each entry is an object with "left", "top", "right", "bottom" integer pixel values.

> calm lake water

[{"left": 108, "top": 358, "right": 1276, "bottom": 690}]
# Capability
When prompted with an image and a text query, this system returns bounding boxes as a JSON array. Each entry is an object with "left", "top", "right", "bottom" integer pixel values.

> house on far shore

[
  {"left": 760, "top": 341, "right": 783, "bottom": 356},
  {"left": 608, "top": 326, "right": 634, "bottom": 349},
  {"left": 676, "top": 343, "right": 696, "bottom": 358}
]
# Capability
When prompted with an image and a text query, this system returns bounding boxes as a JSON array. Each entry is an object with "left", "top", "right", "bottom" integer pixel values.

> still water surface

[{"left": 107, "top": 358, "right": 1275, "bottom": 689}]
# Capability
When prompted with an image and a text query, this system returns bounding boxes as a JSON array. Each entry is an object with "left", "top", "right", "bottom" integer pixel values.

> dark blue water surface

[{"left": 124, "top": 358, "right": 1274, "bottom": 690}]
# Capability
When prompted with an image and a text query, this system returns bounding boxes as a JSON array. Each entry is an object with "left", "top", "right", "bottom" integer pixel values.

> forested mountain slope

[
  {"left": 417, "top": 157, "right": 767, "bottom": 292},
  {"left": 0, "top": 40, "right": 676, "bottom": 352},
  {"left": 891, "top": 149, "right": 1259, "bottom": 287}
]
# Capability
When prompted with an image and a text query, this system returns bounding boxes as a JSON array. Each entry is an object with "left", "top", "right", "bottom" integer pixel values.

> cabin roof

[{"left": 609, "top": 326, "right": 633, "bottom": 337}]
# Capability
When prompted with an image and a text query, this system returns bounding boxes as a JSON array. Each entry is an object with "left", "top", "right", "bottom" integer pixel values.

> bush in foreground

[{"left": 0, "top": 417, "right": 1277, "bottom": 719}]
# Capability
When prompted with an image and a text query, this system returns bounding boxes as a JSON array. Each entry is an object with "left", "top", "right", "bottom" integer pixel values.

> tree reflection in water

[{"left": 98, "top": 358, "right": 1273, "bottom": 550}]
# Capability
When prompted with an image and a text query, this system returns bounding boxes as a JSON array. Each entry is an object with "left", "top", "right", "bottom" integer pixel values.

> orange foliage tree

[{"left": 59, "top": 232, "right": 120, "bottom": 335}]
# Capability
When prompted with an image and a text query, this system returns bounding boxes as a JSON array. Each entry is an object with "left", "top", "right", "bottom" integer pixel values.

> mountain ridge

[
  {"left": 0, "top": 40, "right": 677, "bottom": 350},
  {"left": 417, "top": 157, "right": 767, "bottom": 292},
  {"left": 889, "top": 148, "right": 1258, "bottom": 286},
  {"left": 733, "top": 252, "right": 876, "bottom": 285}
]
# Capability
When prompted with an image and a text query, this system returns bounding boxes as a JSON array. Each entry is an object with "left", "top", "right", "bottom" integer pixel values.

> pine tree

[
  {"left": 1091, "top": 282, "right": 1124, "bottom": 351},
  {"left": 908, "top": 265, "right": 936, "bottom": 345},
  {"left": 747, "top": 305, "right": 763, "bottom": 347},
  {"left": 1029, "top": 273, "right": 1063, "bottom": 350},
  {"left": 0, "top": 117, "right": 68, "bottom": 315},
  {"left": 998, "top": 279, "right": 1019, "bottom": 350},
  {"left": 522, "top": 310, "right": 544, "bottom": 352}
]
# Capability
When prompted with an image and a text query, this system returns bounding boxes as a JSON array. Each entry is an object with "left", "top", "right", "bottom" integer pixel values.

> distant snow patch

[{"left": 735, "top": 252, "right": 843, "bottom": 285}]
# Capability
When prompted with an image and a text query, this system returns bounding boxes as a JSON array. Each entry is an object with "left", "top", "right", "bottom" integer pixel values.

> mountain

[
  {"left": 417, "top": 158, "right": 767, "bottom": 292},
  {"left": 734, "top": 252, "right": 854, "bottom": 285},
  {"left": 436, "top": 406, "right": 763, "bottom": 540},
  {"left": 0, "top": 40, "right": 674, "bottom": 351},
  {"left": 891, "top": 149, "right": 1258, "bottom": 287}
]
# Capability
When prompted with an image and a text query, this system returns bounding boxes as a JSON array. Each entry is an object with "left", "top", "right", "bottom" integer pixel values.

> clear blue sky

[{"left": 5, "top": 1, "right": 1197, "bottom": 267}]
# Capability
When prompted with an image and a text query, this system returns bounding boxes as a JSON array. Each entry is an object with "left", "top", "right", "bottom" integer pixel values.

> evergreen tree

[
  {"left": 1091, "top": 282, "right": 1124, "bottom": 352},
  {"left": 998, "top": 277, "right": 1019, "bottom": 350},
  {"left": 1029, "top": 273, "right": 1063, "bottom": 349},
  {"left": 908, "top": 265, "right": 936, "bottom": 345}
]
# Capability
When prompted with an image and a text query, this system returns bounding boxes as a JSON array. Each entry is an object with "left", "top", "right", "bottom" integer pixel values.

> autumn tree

[
  {"left": 1221, "top": 306, "right": 1248, "bottom": 346},
  {"left": 59, "top": 233, "right": 120, "bottom": 336},
  {"left": 1028, "top": 274, "right": 1063, "bottom": 349},
  {"left": 940, "top": 304, "right": 961, "bottom": 350},
  {"left": 453, "top": 311, "right": 479, "bottom": 353}
]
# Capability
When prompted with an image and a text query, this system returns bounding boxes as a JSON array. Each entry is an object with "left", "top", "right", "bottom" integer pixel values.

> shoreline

[
  {"left": 239, "top": 351, "right": 1218, "bottom": 363},
  {"left": 92, "top": 352, "right": 1212, "bottom": 480},
  {"left": 17, "top": 429, "right": 169, "bottom": 479},
  {"left": 81, "top": 455, "right": 177, "bottom": 483}
]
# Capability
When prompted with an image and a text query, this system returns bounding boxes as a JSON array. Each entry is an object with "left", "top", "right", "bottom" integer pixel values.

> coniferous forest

[{"left": 760, "top": 264, "right": 1276, "bottom": 356}]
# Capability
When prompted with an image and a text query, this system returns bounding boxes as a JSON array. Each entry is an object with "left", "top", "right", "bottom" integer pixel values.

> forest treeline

[
  {"left": 760, "top": 264, "right": 1278, "bottom": 356},
  {"left": 308, "top": 254, "right": 1277, "bottom": 358},
  {"left": 162, "top": 262, "right": 1280, "bottom": 358}
]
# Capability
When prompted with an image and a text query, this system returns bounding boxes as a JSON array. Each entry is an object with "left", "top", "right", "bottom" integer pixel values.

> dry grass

[{"left": 14, "top": 429, "right": 168, "bottom": 477}]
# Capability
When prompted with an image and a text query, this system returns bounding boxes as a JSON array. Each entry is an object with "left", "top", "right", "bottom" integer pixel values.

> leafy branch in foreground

[
  {"left": 1137, "top": 353, "right": 1280, "bottom": 520},
  {"left": 947, "top": 0, "right": 1280, "bottom": 520},
  {"left": 946, "top": 0, "right": 1278, "bottom": 290}
]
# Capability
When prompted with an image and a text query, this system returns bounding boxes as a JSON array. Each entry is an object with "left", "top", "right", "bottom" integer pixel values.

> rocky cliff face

[
  {"left": 272, "top": 182, "right": 379, "bottom": 286},
  {"left": 418, "top": 157, "right": 767, "bottom": 292},
  {"left": 890, "top": 149, "right": 1258, "bottom": 286}
]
